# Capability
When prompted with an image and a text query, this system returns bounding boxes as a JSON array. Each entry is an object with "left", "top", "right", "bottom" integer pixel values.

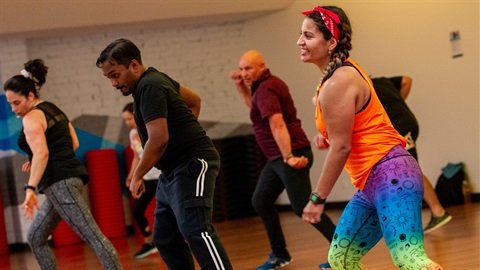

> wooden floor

[{"left": 2, "top": 202, "right": 479, "bottom": 270}]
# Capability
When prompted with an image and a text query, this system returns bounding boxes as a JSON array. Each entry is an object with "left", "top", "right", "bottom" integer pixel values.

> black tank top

[{"left": 18, "top": 102, "right": 88, "bottom": 192}]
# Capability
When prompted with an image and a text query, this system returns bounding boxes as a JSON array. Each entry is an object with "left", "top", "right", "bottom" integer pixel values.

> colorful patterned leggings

[{"left": 328, "top": 146, "right": 440, "bottom": 270}]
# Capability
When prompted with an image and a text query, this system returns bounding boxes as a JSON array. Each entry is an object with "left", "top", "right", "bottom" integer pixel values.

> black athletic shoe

[
  {"left": 134, "top": 242, "right": 157, "bottom": 259},
  {"left": 424, "top": 212, "right": 452, "bottom": 234}
]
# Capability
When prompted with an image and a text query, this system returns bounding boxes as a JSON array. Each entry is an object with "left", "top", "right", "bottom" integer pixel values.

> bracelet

[
  {"left": 283, "top": 153, "right": 294, "bottom": 163},
  {"left": 24, "top": 184, "right": 36, "bottom": 192}
]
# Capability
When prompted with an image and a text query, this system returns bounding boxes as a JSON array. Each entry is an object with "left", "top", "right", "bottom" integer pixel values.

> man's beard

[{"left": 117, "top": 86, "right": 133, "bottom": 96}]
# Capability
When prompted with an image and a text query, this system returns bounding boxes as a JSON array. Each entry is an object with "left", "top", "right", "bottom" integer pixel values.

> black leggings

[
  {"left": 132, "top": 179, "right": 158, "bottom": 236},
  {"left": 252, "top": 146, "right": 336, "bottom": 258}
]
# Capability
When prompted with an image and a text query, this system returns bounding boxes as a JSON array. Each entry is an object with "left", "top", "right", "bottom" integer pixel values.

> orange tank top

[{"left": 315, "top": 59, "right": 406, "bottom": 190}]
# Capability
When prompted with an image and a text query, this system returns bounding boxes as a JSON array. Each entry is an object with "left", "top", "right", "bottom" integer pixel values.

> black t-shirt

[
  {"left": 132, "top": 68, "right": 218, "bottom": 173},
  {"left": 371, "top": 77, "right": 419, "bottom": 140},
  {"left": 18, "top": 102, "right": 88, "bottom": 192}
]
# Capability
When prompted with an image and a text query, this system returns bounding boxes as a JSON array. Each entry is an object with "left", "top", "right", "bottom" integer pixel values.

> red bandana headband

[{"left": 302, "top": 6, "right": 340, "bottom": 41}]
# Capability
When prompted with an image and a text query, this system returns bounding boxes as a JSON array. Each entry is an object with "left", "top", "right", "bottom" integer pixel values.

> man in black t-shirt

[
  {"left": 372, "top": 76, "right": 452, "bottom": 234},
  {"left": 97, "top": 38, "right": 232, "bottom": 270}
]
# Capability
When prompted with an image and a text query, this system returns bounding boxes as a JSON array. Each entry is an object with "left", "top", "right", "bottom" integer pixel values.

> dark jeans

[
  {"left": 132, "top": 179, "right": 158, "bottom": 237},
  {"left": 252, "top": 146, "right": 336, "bottom": 258},
  {"left": 152, "top": 157, "right": 232, "bottom": 270}
]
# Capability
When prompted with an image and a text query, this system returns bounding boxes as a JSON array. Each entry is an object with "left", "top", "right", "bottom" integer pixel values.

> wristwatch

[{"left": 309, "top": 192, "right": 326, "bottom": 204}]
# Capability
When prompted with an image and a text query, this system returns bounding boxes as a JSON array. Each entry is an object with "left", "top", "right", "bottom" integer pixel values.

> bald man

[{"left": 230, "top": 50, "right": 336, "bottom": 270}]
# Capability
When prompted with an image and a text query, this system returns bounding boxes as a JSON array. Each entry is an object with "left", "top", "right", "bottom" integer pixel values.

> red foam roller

[
  {"left": 86, "top": 149, "right": 126, "bottom": 239},
  {"left": 52, "top": 220, "right": 82, "bottom": 246},
  {"left": 124, "top": 146, "right": 134, "bottom": 174},
  {"left": 0, "top": 186, "right": 9, "bottom": 255}
]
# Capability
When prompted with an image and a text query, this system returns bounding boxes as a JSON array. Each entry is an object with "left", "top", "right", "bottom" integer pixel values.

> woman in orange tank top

[{"left": 296, "top": 5, "right": 443, "bottom": 270}]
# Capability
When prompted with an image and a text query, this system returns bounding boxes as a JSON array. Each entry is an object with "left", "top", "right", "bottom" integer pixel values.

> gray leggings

[{"left": 27, "top": 177, "right": 122, "bottom": 270}]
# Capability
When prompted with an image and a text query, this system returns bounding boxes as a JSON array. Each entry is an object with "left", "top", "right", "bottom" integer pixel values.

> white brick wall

[
  {"left": 0, "top": 38, "right": 29, "bottom": 91},
  {"left": 1, "top": 19, "right": 251, "bottom": 123}
]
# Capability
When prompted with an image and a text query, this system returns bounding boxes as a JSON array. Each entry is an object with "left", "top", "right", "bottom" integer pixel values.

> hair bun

[{"left": 24, "top": 59, "right": 48, "bottom": 87}]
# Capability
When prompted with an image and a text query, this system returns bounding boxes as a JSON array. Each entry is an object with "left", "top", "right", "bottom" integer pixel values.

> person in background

[
  {"left": 297, "top": 5, "right": 443, "bottom": 269},
  {"left": 371, "top": 76, "right": 452, "bottom": 234},
  {"left": 97, "top": 38, "right": 232, "bottom": 270},
  {"left": 230, "top": 50, "right": 336, "bottom": 270},
  {"left": 122, "top": 102, "right": 161, "bottom": 258},
  {"left": 4, "top": 59, "right": 122, "bottom": 270}
]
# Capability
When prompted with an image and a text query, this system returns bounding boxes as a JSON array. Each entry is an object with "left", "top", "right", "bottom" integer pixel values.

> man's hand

[
  {"left": 285, "top": 156, "right": 309, "bottom": 169},
  {"left": 126, "top": 175, "right": 132, "bottom": 188},
  {"left": 229, "top": 70, "right": 244, "bottom": 85},
  {"left": 130, "top": 176, "right": 146, "bottom": 199}
]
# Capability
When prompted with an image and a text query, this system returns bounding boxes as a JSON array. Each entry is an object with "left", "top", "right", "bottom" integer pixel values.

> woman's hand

[
  {"left": 302, "top": 201, "right": 325, "bottom": 224},
  {"left": 22, "top": 161, "right": 31, "bottom": 174},
  {"left": 312, "top": 133, "right": 330, "bottom": 150},
  {"left": 22, "top": 190, "right": 40, "bottom": 219}
]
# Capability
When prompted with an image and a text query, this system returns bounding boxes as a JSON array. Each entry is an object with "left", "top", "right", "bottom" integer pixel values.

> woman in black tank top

[{"left": 4, "top": 59, "right": 122, "bottom": 270}]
